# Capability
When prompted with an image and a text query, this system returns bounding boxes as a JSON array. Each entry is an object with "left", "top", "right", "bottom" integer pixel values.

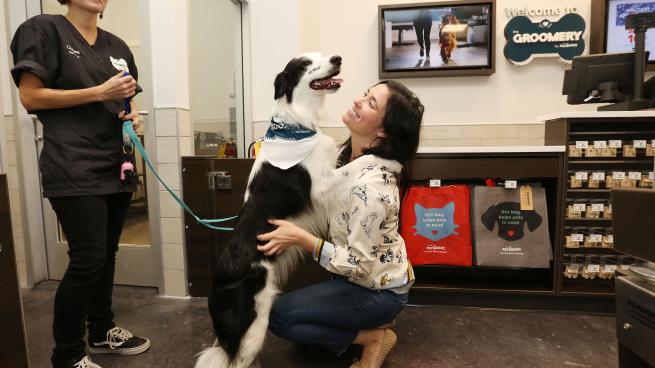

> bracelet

[{"left": 313, "top": 237, "right": 321, "bottom": 260}]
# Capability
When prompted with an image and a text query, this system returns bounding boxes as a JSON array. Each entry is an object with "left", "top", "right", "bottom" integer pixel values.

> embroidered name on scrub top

[
  {"left": 480, "top": 202, "right": 543, "bottom": 241},
  {"left": 259, "top": 117, "right": 320, "bottom": 170}
]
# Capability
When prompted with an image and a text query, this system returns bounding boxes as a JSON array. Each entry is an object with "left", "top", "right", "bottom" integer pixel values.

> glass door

[{"left": 189, "top": 0, "right": 246, "bottom": 157}]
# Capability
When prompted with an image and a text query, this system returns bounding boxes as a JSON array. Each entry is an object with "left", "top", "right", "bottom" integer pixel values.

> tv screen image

[
  {"left": 381, "top": 3, "right": 492, "bottom": 72},
  {"left": 605, "top": 0, "right": 655, "bottom": 62}
]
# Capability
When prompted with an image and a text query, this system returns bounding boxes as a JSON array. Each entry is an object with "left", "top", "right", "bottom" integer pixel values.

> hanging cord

[{"left": 122, "top": 120, "right": 237, "bottom": 231}]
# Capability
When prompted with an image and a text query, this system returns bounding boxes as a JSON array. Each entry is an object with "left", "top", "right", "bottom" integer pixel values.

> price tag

[
  {"left": 650, "top": 172, "right": 654, "bottom": 180},
  {"left": 629, "top": 171, "right": 642, "bottom": 180},
  {"left": 591, "top": 203, "right": 604, "bottom": 212},
  {"left": 571, "top": 233, "right": 584, "bottom": 242},
  {"left": 589, "top": 234, "right": 603, "bottom": 242},
  {"left": 505, "top": 180, "right": 517, "bottom": 189},
  {"left": 520, "top": 186, "right": 534, "bottom": 211},
  {"left": 604, "top": 265, "right": 617, "bottom": 272},
  {"left": 573, "top": 203, "right": 586, "bottom": 212},
  {"left": 591, "top": 172, "right": 606, "bottom": 181},
  {"left": 606, "top": 235, "right": 614, "bottom": 243},
  {"left": 609, "top": 140, "right": 622, "bottom": 148},
  {"left": 634, "top": 140, "right": 647, "bottom": 148},
  {"left": 587, "top": 264, "right": 600, "bottom": 273},
  {"left": 575, "top": 172, "right": 588, "bottom": 180},
  {"left": 429, "top": 179, "right": 441, "bottom": 187},
  {"left": 652, "top": 139, "right": 655, "bottom": 146},
  {"left": 575, "top": 141, "right": 589, "bottom": 149},
  {"left": 593, "top": 140, "right": 607, "bottom": 148},
  {"left": 613, "top": 172, "right": 626, "bottom": 180}
]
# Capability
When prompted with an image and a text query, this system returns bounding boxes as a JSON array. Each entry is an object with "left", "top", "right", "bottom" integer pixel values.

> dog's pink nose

[{"left": 330, "top": 55, "right": 342, "bottom": 66}]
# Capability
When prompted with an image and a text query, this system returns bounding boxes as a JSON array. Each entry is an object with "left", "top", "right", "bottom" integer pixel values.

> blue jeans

[{"left": 268, "top": 277, "right": 408, "bottom": 355}]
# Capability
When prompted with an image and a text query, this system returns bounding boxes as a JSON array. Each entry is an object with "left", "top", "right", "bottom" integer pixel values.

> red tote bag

[{"left": 400, "top": 185, "right": 473, "bottom": 266}]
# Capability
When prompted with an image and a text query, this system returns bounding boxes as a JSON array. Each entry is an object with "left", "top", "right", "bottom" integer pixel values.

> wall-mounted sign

[
  {"left": 505, "top": 6, "right": 578, "bottom": 19},
  {"left": 504, "top": 13, "right": 586, "bottom": 65}
]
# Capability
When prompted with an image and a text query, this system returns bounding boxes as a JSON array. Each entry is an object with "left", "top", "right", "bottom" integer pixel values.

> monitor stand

[
  {"left": 598, "top": 98, "right": 654, "bottom": 111},
  {"left": 598, "top": 13, "right": 655, "bottom": 111}
]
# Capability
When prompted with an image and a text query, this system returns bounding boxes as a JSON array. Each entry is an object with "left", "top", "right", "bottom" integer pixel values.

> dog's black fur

[
  {"left": 209, "top": 162, "right": 312, "bottom": 359},
  {"left": 198, "top": 53, "right": 341, "bottom": 368}
]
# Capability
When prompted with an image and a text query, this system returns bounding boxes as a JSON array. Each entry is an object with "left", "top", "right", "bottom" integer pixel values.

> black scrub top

[{"left": 10, "top": 14, "right": 141, "bottom": 198}]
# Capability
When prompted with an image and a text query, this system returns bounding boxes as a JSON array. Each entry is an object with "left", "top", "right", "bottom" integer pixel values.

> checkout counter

[{"left": 612, "top": 186, "right": 655, "bottom": 368}]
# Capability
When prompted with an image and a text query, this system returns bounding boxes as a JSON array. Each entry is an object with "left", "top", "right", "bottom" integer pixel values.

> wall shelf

[{"left": 546, "top": 115, "right": 655, "bottom": 300}]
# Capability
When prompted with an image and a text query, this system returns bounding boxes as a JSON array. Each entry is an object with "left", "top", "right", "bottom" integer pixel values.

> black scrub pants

[
  {"left": 413, "top": 17, "right": 432, "bottom": 57},
  {"left": 48, "top": 193, "right": 132, "bottom": 367}
]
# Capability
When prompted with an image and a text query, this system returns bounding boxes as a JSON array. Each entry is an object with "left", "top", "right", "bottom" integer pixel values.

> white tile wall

[
  {"left": 162, "top": 243, "right": 185, "bottom": 270},
  {"left": 178, "top": 109, "right": 191, "bottom": 137},
  {"left": 179, "top": 137, "right": 192, "bottom": 157},
  {"left": 159, "top": 190, "right": 182, "bottom": 218},
  {"left": 7, "top": 165, "right": 19, "bottom": 190},
  {"left": 421, "top": 126, "right": 463, "bottom": 140},
  {"left": 518, "top": 124, "right": 546, "bottom": 139},
  {"left": 5, "top": 117, "right": 14, "bottom": 140},
  {"left": 9, "top": 189, "right": 21, "bottom": 215},
  {"left": 6, "top": 141, "right": 16, "bottom": 165},
  {"left": 320, "top": 123, "right": 547, "bottom": 148},
  {"left": 154, "top": 108, "right": 178, "bottom": 137},
  {"left": 13, "top": 236, "right": 25, "bottom": 262},
  {"left": 16, "top": 261, "right": 27, "bottom": 287},
  {"left": 161, "top": 217, "right": 183, "bottom": 244},
  {"left": 163, "top": 269, "right": 187, "bottom": 297},
  {"left": 421, "top": 138, "right": 483, "bottom": 147},
  {"left": 157, "top": 163, "right": 181, "bottom": 191},
  {"left": 461, "top": 125, "right": 520, "bottom": 139},
  {"left": 156, "top": 137, "right": 180, "bottom": 164},
  {"left": 154, "top": 107, "right": 191, "bottom": 296},
  {"left": 480, "top": 138, "right": 539, "bottom": 146}
]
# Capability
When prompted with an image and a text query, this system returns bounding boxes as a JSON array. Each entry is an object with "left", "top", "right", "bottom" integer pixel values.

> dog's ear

[{"left": 274, "top": 71, "right": 290, "bottom": 101}]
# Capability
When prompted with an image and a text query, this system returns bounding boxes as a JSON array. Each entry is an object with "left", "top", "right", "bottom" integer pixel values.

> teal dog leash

[{"left": 122, "top": 120, "right": 237, "bottom": 231}]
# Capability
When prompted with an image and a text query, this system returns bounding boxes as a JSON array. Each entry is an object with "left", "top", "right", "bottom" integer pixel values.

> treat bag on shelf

[
  {"left": 473, "top": 186, "right": 552, "bottom": 268},
  {"left": 400, "top": 185, "right": 472, "bottom": 266}
]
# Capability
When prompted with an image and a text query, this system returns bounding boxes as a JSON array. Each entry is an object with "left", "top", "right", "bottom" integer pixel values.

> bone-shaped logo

[{"left": 504, "top": 13, "right": 586, "bottom": 65}]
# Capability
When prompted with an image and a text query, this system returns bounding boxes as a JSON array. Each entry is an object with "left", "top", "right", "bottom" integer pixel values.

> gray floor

[
  {"left": 385, "top": 43, "right": 488, "bottom": 70},
  {"left": 22, "top": 281, "right": 619, "bottom": 368}
]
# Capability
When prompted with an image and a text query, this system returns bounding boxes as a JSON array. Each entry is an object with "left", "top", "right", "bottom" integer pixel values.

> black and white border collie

[{"left": 194, "top": 53, "right": 343, "bottom": 368}]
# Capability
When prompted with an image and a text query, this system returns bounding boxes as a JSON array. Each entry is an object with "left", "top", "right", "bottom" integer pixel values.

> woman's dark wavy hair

[
  {"left": 337, "top": 80, "right": 424, "bottom": 168},
  {"left": 57, "top": 0, "right": 68, "bottom": 4}
]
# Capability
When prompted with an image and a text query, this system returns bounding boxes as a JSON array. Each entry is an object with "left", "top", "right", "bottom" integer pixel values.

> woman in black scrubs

[{"left": 11, "top": 1, "right": 150, "bottom": 367}]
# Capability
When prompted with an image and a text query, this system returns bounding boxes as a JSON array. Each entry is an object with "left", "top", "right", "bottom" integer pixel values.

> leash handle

[
  {"left": 123, "top": 71, "right": 132, "bottom": 114},
  {"left": 122, "top": 121, "right": 237, "bottom": 231}
]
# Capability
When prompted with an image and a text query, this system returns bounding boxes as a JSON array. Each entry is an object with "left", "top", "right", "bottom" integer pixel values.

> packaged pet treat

[
  {"left": 568, "top": 145, "right": 583, "bottom": 157},
  {"left": 623, "top": 144, "right": 636, "bottom": 157},
  {"left": 646, "top": 143, "right": 654, "bottom": 157},
  {"left": 639, "top": 172, "right": 654, "bottom": 188},
  {"left": 605, "top": 175, "right": 621, "bottom": 189},
  {"left": 585, "top": 147, "right": 601, "bottom": 157}
]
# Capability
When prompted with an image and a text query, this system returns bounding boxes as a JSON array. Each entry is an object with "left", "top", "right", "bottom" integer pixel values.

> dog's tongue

[{"left": 312, "top": 77, "right": 343, "bottom": 90}]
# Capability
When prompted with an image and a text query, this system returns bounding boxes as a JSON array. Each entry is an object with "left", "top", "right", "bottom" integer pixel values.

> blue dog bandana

[{"left": 260, "top": 117, "right": 321, "bottom": 170}]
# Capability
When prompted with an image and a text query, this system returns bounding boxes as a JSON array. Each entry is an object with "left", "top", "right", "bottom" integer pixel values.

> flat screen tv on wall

[
  {"left": 591, "top": 0, "right": 655, "bottom": 70},
  {"left": 378, "top": 0, "right": 496, "bottom": 79}
]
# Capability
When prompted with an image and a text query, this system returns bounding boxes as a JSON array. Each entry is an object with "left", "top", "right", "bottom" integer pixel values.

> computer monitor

[{"left": 562, "top": 51, "right": 651, "bottom": 110}]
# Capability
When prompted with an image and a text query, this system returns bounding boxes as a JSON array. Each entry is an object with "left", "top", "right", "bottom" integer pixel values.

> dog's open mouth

[{"left": 310, "top": 70, "right": 343, "bottom": 90}]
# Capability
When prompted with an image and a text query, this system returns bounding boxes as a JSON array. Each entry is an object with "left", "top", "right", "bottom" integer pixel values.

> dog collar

[{"left": 265, "top": 117, "right": 316, "bottom": 141}]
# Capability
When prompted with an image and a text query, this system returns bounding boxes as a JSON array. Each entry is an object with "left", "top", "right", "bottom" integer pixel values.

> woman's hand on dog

[{"left": 257, "top": 219, "right": 316, "bottom": 256}]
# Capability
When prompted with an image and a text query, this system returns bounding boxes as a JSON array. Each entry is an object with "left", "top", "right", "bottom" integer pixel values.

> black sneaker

[
  {"left": 72, "top": 356, "right": 101, "bottom": 368},
  {"left": 88, "top": 326, "right": 150, "bottom": 355}
]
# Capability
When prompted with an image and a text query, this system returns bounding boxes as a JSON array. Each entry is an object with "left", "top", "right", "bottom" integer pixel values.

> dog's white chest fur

[{"left": 246, "top": 132, "right": 337, "bottom": 238}]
